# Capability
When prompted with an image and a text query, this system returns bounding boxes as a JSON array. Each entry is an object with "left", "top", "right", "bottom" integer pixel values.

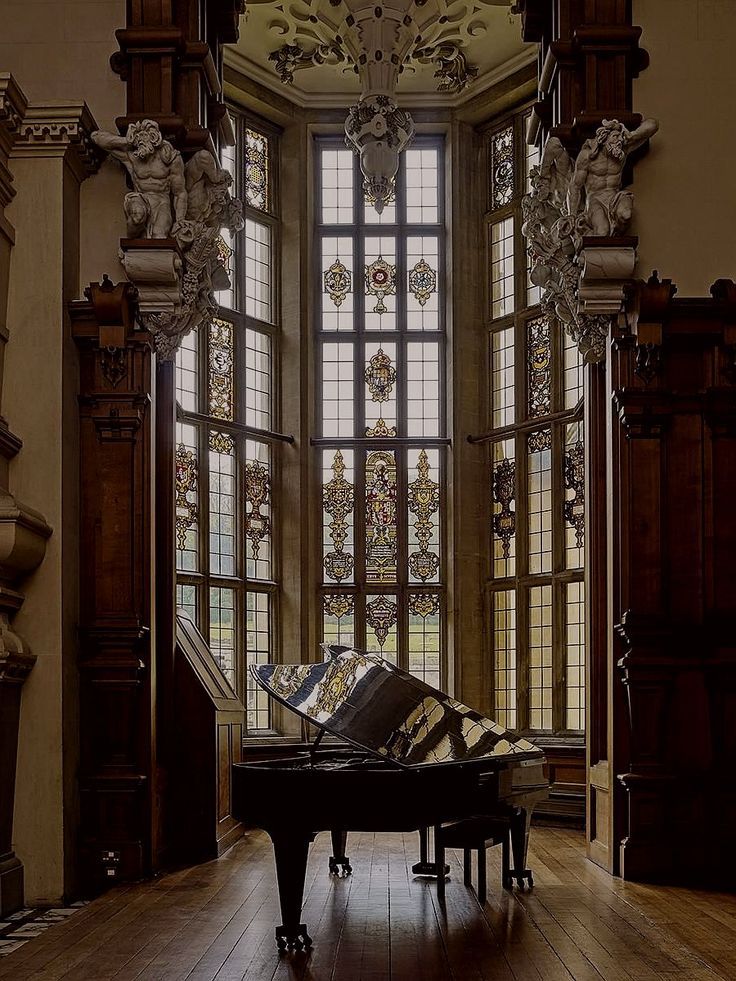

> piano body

[{"left": 232, "top": 646, "right": 548, "bottom": 950}]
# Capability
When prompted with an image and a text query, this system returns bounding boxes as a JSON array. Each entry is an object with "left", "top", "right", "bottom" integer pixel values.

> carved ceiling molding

[
  {"left": 253, "top": 0, "right": 500, "bottom": 96},
  {"left": 0, "top": 73, "right": 28, "bottom": 212},
  {"left": 12, "top": 103, "right": 103, "bottom": 183}
]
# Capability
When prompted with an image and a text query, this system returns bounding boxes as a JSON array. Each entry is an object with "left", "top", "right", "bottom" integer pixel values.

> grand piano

[{"left": 232, "top": 645, "right": 548, "bottom": 950}]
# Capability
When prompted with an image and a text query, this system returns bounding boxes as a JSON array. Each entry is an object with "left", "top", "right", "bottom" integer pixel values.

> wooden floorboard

[{"left": 1, "top": 828, "right": 734, "bottom": 981}]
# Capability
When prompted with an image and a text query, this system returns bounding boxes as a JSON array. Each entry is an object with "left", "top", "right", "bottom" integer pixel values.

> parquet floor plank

[{"left": 1, "top": 828, "right": 734, "bottom": 981}]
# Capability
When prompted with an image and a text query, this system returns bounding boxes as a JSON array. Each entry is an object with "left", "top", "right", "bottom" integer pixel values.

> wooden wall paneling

[
  {"left": 71, "top": 282, "right": 155, "bottom": 890},
  {"left": 173, "top": 612, "right": 245, "bottom": 862}
]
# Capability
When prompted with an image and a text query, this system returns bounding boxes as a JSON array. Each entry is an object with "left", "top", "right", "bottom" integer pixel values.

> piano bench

[{"left": 434, "top": 817, "right": 512, "bottom": 904}]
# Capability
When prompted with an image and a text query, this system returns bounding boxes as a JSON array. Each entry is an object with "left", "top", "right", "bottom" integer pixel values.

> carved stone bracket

[
  {"left": 119, "top": 240, "right": 183, "bottom": 315},
  {"left": 522, "top": 121, "right": 658, "bottom": 364},
  {"left": 0, "top": 74, "right": 28, "bottom": 213}
]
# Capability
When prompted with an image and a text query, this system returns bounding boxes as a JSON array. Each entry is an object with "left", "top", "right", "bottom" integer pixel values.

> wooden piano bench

[{"left": 435, "top": 816, "right": 531, "bottom": 904}]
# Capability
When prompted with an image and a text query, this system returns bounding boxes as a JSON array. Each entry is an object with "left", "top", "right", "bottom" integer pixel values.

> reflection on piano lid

[{"left": 250, "top": 645, "right": 542, "bottom": 769}]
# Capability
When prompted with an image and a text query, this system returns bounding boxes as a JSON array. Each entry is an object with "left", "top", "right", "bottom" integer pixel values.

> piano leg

[
  {"left": 269, "top": 831, "right": 314, "bottom": 951},
  {"left": 411, "top": 825, "right": 451, "bottom": 877},
  {"left": 508, "top": 806, "right": 534, "bottom": 889},
  {"left": 329, "top": 829, "right": 352, "bottom": 876}
]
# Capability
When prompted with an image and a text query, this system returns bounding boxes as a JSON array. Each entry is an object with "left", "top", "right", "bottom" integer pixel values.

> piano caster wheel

[
  {"left": 329, "top": 856, "right": 352, "bottom": 876},
  {"left": 275, "top": 925, "right": 312, "bottom": 952}
]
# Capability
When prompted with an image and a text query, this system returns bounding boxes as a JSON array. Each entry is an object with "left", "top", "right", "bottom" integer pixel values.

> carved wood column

[
  {"left": 71, "top": 1, "right": 244, "bottom": 889},
  {"left": 71, "top": 280, "right": 155, "bottom": 889},
  {"left": 515, "top": 1, "right": 657, "bottom": 876}
]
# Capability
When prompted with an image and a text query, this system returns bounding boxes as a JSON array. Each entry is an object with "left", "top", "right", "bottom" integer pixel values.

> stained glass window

[
  {"left": 490, "top": 125, "right": 514, "bottom": 210},
  {"left": 316, "top": 136, "right": 447, "bottom": 684},
  {"left": 245, "top": 127, "right": 270, "bottom": 212},
  {"left": 175, "top": 111, "right": 280, "bottom": 732},
  {"left": 486, "top": 109, "right": 584, "bottom": 735}
]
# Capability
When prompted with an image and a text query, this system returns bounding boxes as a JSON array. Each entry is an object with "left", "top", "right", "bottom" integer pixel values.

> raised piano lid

[{"left": 251, "top": 645, "right": 543, "bottom": 769}]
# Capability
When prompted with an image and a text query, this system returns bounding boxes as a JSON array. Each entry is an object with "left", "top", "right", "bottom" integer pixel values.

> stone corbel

[
  {"left": 119, "top": 239, "right": 183, "bottom": 315},
  {"left": 0, "top": 74, "right": 28, "bottom": 214},
  {"left": 578, "top": 236, "right": 638, "bottom": 316}
]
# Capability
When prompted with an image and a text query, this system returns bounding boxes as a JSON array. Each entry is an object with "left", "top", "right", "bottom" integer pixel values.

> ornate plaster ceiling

[{"left": 230, "top": 0, "right": 530, "bottom": 107}]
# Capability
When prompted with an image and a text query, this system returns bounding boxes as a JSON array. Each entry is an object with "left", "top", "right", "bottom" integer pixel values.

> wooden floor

[{"left": 2, "top": 827, "right": 736, "bottom": 980}]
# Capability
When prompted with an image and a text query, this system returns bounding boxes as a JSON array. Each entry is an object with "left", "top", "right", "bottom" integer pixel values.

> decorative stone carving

[
  {"left": 415, "top": 45, "right": 478, "bottom": 95},
  {"left": 93, "top": 119, "right": 244, "bottom": 359},
  {"left": 92, "top": 120, "right": 187, "bottom": 239},
  {"left": 569, "top": 119, "right": 659, "bottom": 237},
  {"left": 345, "top": 96, "right": 414, "bottom": 213},
  {"left": 522, "top": 119, "right": 658, "bottom": 363}
]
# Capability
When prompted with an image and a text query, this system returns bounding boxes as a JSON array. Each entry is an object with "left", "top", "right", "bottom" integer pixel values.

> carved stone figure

[
  {"left": 568, "top": 118, "right": 659, "bottom": 236},
  {"left": 92, "top": 119, "right": 187, "bottom": 239},
  {"left": 521, "top": 118, "right": 658, "bottom": 362}
]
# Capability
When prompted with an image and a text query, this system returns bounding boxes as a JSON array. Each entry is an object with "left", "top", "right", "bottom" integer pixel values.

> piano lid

[{"left": 251, "top": 645, "right": 542, "bottom": 769}]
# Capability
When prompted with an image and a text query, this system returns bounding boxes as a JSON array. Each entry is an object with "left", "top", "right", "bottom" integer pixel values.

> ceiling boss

[{"left": 249, "top": 0, "right": 502, "bottom": 210}]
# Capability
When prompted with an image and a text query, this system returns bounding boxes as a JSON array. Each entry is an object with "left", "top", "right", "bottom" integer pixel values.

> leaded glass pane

[
  {"left": 214, "top": 232, "right": 235, "bottom": 309},
  {"left": 528, "top": 428, "right": 552, "bottom": 574},
  {"left": 491, "top": 218, "right": 515, "bottom": 319},
  {"left": 405, "top": 147, "right": 439, "bottom": 224},
  {"left": 527, "top": 314, "right": 552, "bottom": 418},
  {"left": 366, "top": 593, "right": 398, "bottom": 661},
  {"left": 321, "top": 147, "right": 354, "bottom": 225},
  {"left": 209, "top": 436, "right": 236, "bottom": 577},
  {"left": 407, "top": 341, "right": 440, "bottom": 437},
  {"left": 322, "top": 236, "right": 354, "bottom": 331},
  {"left": 244, "top": 127, "right": 270, "bottom": 212},
  {"left": 365, "top": 450, "right": 398, "bottom": 583},
  {"left": 365, "top": 236, "right": 397, "bottom": 330},
  {"left": 245, "top": 219, "right": 272, "bottom": 322},
  {"left": 176, "top": 422, "right": 199, "bottom": 573},
  {"left": 210, "top": 586, "right": 236, "bottom": 691},
  {"left": 407, "top": 235, "right": 439, "bottom": 330},
  {"left": 176, "top": 331, "right": 198, "bottom": 412},
  {"left": 364, "top": 342, "right": 398, "bottom": 438},
  {"left": 322, "top": 449, "right": 355, "bottom": 585},
  {"left": 524, "top": 118, "right": 540, "bottom": 195},
  {"left": 246, "top": 591, "right": 271, "bottom": 729},
  {"left": 176, "top": 583, "right": 197, "bottom": 624},
  {"left": 564, "top": 421, "right": 585, "bottom": 570},
  {"left": 528, "top": 584, "right": 552, "bottom": 730},
  {"left": 323, "top": 593, "right": 356, "bottom": 647},
  {"left": 491, "top": 327, "right": 515, "bottom": 428},
  {"left": 566, "top": 581, "right": 585, "bottom": 731},
  {"left": 492, "top": 438, "right": 516, "bottom": 579},
  {"left": 408, "top": 593, "right": 441, "bottom": 689},
  {"left": 245, "top": 440, "right": 271, "bottom": 580},
  {"left": 208, "top": 318, "right": 234, "bottom": 421},
  {"left": 490, "top": 125, "right": 514, "bottom": 210},
  {"left": 408, "top": 448, "right": 440, "bottom": 584},
  {"left": 564, "top": 328, "right": 584, "bottom": 408},
  {"left": 321, "top": 341, "right": 354, "bottom": 437},
  {"left": 245, "top": 328, "right": 271, "bottom": 429},
  {"left": 493, "top": 589, "right": 516, "bottom": 729}
]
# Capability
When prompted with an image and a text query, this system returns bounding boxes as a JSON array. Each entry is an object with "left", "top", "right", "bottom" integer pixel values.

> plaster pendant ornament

[
  {"left": 521, "top": 118, "right": 659, "bottom": 363},
  {"left": 345, "top": 95, "right": 414, "bottom": 213},
  {"left": 93, "top": 119, "right": 244, "bottom": 359}
]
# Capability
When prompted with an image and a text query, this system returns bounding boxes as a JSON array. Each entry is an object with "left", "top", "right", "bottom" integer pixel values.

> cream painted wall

[
  {"left": 633, "top": 0, "right": 736, "bottom": 296},
  {"left": 0, "top": 0, "right": 127, "bottom": 290},
  {"left": 0, "top": 0, "right": 126, "bottom": 902}
]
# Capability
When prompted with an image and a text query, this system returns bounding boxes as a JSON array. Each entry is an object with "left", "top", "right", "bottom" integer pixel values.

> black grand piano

[{"left": 232, "top": 645, "right": 548, "bottom": 950}]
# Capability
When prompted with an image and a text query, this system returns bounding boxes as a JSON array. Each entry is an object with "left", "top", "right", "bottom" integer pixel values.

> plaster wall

[
  {"left": 633, "top": 0, "right": 736, "bottom": 296},
  {"left": 0, "top": 0, "right": 127, "bottom": 291},
  {"left": 0, "top": 1, "right": 125, "bottom": 902}
]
